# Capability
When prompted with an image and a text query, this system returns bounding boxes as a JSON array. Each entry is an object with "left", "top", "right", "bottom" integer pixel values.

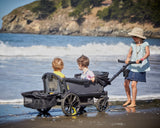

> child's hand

[
  {"left": 136, "top": 58, "right": 144, "bottom": 64},
  {"left": 136, "top": 59, "right": 141, "bottom": 64},
  {"left": 91, "top": 77, "right": 95, "bottom": 83},
  {"left": 125, "top": 58, "right": 130, "bottom": 64}
]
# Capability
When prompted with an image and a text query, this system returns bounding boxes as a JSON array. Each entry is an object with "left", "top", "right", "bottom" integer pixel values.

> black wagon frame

[{"left": 22, "top": 60, "right": 137, "bottom": 116}]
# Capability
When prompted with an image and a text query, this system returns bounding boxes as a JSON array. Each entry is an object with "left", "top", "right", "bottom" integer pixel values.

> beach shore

[{"left": 0, "top": 99, "right": 159, "bottom": 128}]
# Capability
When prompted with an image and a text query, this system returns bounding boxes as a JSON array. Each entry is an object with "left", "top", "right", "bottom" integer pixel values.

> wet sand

[{"left": 0, "top": 100, "right": 160, "bottom": 128}]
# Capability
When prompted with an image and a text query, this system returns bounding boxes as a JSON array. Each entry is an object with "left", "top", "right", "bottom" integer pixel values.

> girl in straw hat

[{"left": 123, "top": 27, "right": 150, "bottom": 107}]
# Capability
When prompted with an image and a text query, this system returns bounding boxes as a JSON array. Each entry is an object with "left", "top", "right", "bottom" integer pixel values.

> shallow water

[
  {"left": 0, "top": 99, "right": 160, "bottom": 124},
  {"left": 0, "top": 33, "right": 160, "bottom": 103}
]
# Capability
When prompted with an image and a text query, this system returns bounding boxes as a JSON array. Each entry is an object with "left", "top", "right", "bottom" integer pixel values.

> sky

[{"left": 0, "top": 0, "right": 36, "bottom": 29}]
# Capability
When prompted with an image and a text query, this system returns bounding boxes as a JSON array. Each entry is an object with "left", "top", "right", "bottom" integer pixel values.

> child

[
  {"left": 52, "top": 57, "right": 65, "bottom": 78},
  {"left": 123, "top": 27, "right": 150, "bottom": 108},
  {"left": 77, "top": 55, "right": 95, "bottom": 82}
]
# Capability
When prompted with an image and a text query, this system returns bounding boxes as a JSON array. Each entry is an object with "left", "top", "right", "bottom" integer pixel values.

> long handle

[
  {"left": 109, "top": 60, "right": 139, "bottom": 83},
  {"left": 118, "top": 59, "right": 137, "bottom": 65}
]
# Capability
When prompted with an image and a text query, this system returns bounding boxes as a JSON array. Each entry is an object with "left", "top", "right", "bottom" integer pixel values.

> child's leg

[
  {"left": 123, "top": 79, "right": 131, "bottom": 106},
  {"left": 128, "top": 81, "right": 137, "bottom": 107}
]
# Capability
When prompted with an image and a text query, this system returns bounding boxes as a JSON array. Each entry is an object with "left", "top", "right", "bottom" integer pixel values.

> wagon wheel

[
  {"left": 61, "top": 93, "right": 80, "bottom": 116},
  {"left": 37, "top": 107, "right": 51, "bottom": 115},
  {"left": 96, "top": 97, "right": 108, "bottom": 112}
]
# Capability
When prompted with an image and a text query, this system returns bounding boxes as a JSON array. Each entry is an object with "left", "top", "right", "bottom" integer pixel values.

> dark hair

[{"left": 77, "top": 55, "right": 89, "bottom": 67}]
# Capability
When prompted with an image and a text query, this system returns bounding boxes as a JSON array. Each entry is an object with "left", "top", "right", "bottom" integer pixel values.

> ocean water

[{"left": 0, "top": 33, "right": 160, "bottom": 103}]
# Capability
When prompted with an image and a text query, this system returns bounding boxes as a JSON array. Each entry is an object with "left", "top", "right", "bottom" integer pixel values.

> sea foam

[{"left": 0, "top": 41, "right": 159, "bottom": 57}]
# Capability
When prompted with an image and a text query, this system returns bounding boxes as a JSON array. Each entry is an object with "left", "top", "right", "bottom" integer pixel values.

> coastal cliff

[{"left": 1, "top": 2, "right": 160, "bottom": 38}]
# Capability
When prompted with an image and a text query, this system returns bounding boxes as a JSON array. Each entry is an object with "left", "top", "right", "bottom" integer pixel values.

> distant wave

[
  {"left": 0, "top": 41, "right": 160, "bottom": 57},
  {"left": 0, "top": 99, "right": 23, "bottom": 104}
]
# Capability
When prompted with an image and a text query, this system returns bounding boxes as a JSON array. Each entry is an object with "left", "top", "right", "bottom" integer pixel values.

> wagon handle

[
  {"left": 118, "top": 59, "right": 139, "bottom": 64},
  {"left": 118, "top": 59, "right": 142, "bottom": 64},
  {"left": 109, "top": 59, "right": 142, "bottom": 83}
]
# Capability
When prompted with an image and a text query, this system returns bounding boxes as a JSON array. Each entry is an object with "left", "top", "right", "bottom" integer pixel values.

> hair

[
  {"left": 77, "top": 55, "right": 89, "bottom": 67},
  {"left": 52, "top": 58, "right": 64, "bottom": 71}
]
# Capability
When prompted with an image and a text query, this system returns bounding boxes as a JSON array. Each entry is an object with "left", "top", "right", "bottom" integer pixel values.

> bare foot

[
  {"left": 123, "top": 100, "right": 131, "bottom": 107},
  {"left": 127, "top": 104, "right": 136, "bottom": 108}
]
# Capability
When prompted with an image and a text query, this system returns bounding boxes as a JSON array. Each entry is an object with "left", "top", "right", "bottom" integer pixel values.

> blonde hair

[
  {"left": 52, "top": 58, "right": 64, "bottom": 71},
  {"left": 77, "top": 55, "right": 89, "bottom": 67}
]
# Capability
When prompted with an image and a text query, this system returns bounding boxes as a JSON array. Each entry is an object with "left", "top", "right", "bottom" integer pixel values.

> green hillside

[
  {"left": 97, "top": 0, "right": 160, "bottom": 27},
  {"left": 23, "top": 0, "right": 160, "bottom": 27}
]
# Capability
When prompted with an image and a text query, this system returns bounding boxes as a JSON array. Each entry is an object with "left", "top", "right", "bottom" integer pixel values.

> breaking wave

[{"left": 0, "top": 41, "right": 159, "bottom": 57}]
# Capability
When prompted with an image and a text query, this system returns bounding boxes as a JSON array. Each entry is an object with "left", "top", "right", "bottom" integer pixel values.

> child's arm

[
  {"left": 88, "top": 71, "right": 95, "bottom": 82},
  {"left": 125, "top": 47, "right": 132, "bottom": 64},
  {"left": 91, "top": 77, "right": 95, "bottom": 83}
]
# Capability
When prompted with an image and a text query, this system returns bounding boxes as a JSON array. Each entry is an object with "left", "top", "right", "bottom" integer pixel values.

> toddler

[
  {"left": 52, "top": 57, "right": 65, "bottom": 78},
  {"left": 77, "top": 55, "right": 95, "bottom": 82}
]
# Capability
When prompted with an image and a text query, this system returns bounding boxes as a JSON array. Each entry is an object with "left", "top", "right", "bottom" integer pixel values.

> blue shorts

[{"left": 125, "top": 71, "right": 146, "bottom": 82}]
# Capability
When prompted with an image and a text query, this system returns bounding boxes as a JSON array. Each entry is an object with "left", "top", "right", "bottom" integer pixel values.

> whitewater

[{"left": 0, "top": 41, "right": 160, "bottom": 57}]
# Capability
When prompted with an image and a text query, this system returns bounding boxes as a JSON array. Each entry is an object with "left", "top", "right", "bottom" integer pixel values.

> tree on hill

[
  {"left": 32, "top": 0, "right": 56, "bottom": 19},
  {"left": 69, "top": 0, "right": 104, "bottom": 24},
  {"left": 32, "top": 0, "right": 104, "bottom": 21},
  {"left": 97, "top": 0, "right": 160, "bottom": 27}
]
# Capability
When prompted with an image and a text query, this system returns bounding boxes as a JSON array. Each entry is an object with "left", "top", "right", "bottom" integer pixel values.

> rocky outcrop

[{"left": 1, "top": 6, "right": 160, "bottom": 38}]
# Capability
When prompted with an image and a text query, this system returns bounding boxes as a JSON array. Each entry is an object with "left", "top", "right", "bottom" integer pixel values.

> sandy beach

[{"left": 0, "top": 100, "right": 159, "bottom": 128}]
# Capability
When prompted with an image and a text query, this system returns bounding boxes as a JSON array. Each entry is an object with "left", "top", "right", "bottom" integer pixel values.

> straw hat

[{"left": 128, "top": 27, "right": 146, "bottom": 39}]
